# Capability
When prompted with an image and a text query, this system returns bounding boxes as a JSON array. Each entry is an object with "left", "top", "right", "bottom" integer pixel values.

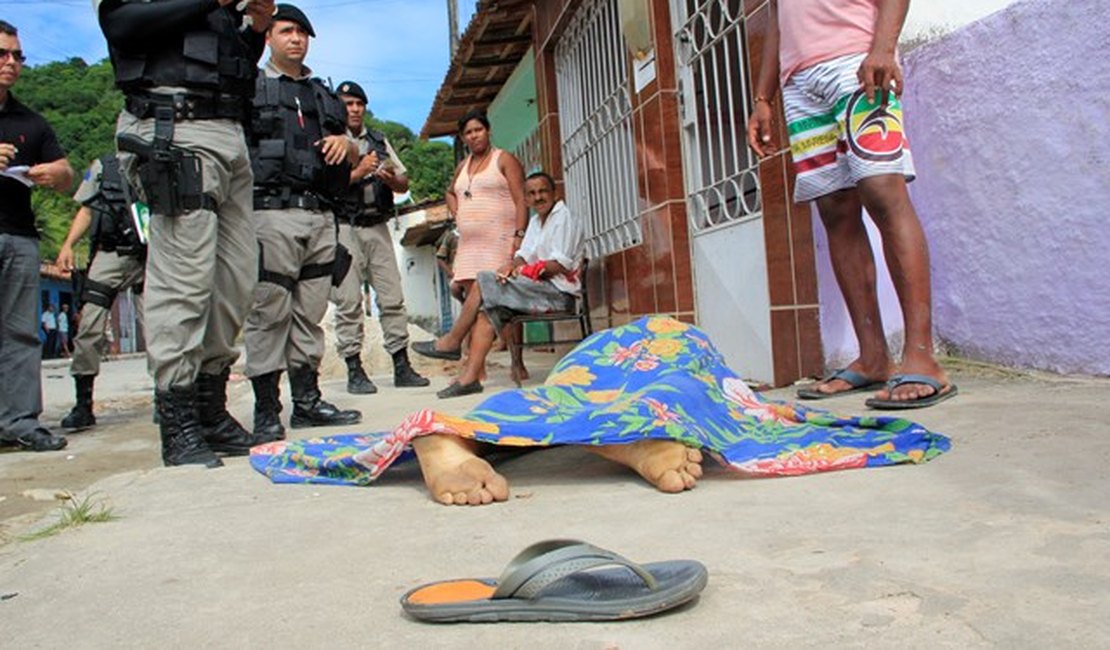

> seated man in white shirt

[{"left": 435, "top": 171, "right": 584, "bottom": 399}]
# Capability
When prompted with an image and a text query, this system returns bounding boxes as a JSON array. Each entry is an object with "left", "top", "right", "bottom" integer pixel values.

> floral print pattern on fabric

[{"left": 250, "top": 316, "right": 951, "bottom": 485}]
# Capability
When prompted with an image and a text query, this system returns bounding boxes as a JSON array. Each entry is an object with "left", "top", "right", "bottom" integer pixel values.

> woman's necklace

[{"left": 463, "top": 149, "right": 492, "bottom": 199}]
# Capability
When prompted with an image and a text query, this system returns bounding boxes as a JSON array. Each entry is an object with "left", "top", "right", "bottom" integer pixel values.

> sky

[
  {"left": 2, "top": 0, "right": 1020, "bottom": 134},
  {"left": 2, "top": 0, "right": 478, "bottom": 135}
]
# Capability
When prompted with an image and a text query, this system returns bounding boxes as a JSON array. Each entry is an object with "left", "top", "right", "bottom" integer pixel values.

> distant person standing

[
  {"left": 434, "top": 222, "right": 462, "bottom": 302},
  {"left": 57, "top": 303, "right": 71, "bottom": 357},
  {"left": 329, "top": 80, "right": 428, "bottom": 393},
  {"left": 56, "top": 154, "right": 147, "bottom": 432},
  {"left": 98, "top": 0, "right": 276, "bottom": 467},
  {"left": 0, "top": 20, "right": 75, "bottom": 452},
  {"left": 41, "top": 305, "right": 58, "bottom": 359},
  {"left": 748, "top": 0, "right": 956, "bottom": 410}
]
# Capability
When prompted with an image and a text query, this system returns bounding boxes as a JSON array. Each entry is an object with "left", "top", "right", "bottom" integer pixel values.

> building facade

[{"left": 424, "top": 0, "right": 822, "bottom": 386}]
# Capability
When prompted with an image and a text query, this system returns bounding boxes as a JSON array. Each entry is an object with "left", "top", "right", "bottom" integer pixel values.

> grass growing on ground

[{"left": 19, "top": 493, "right": 120, "bottom": 542}]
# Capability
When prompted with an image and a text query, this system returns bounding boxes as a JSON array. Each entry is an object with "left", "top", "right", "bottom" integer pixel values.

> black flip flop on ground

[{"left": 401, "top": 539, "right": 708, "bottom": 623}]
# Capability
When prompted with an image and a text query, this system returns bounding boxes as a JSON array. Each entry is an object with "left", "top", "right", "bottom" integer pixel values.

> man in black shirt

[{"left": 0, "top": 20, "right": 75, "bottom": 452}]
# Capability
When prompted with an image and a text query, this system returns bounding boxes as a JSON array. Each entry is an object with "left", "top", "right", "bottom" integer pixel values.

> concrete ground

[{"left": 2, "top": 325, "right": 1108, "bottom": 648}]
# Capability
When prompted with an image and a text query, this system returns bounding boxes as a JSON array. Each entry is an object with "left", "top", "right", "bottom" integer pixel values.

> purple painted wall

[{"left": 816, "top": 0, "right": 1110, "bottom": 376}]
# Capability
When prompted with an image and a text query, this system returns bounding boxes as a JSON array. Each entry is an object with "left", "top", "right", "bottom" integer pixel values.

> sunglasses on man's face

[{"left": 0, "top": 49, "right": 26, "bottom": 64}]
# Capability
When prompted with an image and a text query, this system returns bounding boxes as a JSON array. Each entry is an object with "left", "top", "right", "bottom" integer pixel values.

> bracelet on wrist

[{"left": 754, "top": 95, "right": 771, "bottom": 105}]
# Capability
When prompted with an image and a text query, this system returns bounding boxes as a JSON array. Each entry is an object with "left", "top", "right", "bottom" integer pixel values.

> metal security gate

[
  {"left": 555, "top": 0, "right": 642, "bottom": 260},
  {"left": 672, "top": 0, "right": 774, "bottom": 381}
]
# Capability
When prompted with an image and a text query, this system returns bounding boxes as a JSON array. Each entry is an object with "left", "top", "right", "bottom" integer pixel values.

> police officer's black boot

[
  {"left": 289, "top": 365, "right": 362, "bottom": 429},
  {"left": 61, "top": 375, "right": 97, "bottom": 430},
  {"left": 196, "top": 369, "right": 269, "bottom": 456},
  {"left": 251, "top": 371, "right": 285, "bottom": 441},
  {"left": 392, "top": 348, "right": 430, "bottom": 387},
  {"left": 345, "top": 355, "right": 377, "bottom": 394},
  {"left": 156, "top": 386, "right": 222, "bottom": 468}
]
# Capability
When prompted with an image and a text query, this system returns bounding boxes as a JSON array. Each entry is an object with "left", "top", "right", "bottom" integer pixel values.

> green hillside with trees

[{"left": 15, "top": 58, "right": 454, "bottom": 262}]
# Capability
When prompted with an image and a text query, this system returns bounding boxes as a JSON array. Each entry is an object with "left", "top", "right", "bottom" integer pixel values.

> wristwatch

[{"left": 513, "top": 229, "right": 526, "bottom": 238}]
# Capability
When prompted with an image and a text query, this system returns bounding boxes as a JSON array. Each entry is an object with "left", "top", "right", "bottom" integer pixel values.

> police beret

[
  {"left": 336, "top": 81, "right": 368, "bottom": 103},
  {"left": 273, "top": 4, "right": 316, "bottom": 37}
]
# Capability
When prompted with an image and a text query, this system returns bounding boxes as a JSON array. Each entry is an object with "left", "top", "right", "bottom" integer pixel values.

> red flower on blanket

[
  {"left": 721, "top": 377, "right": 797, "bottom": 425},
  {"left": 634, "top": 355, "right": 660, "bottom": 372},
  {"left": 733, "top": 444, "right": 871, "bottom": 476},
  {"left": 608, "top": 341, "right": 643, "bottom": 365},
  {"left": 644, "top": 398, "right": 680, "bottom": 425}
]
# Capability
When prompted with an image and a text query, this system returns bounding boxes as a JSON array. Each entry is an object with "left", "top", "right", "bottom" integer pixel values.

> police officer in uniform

[
  {"left": 98, "top": 0, "right": 276, "bottom": 467},
  {"left": 331, "top": 81, "right": 429, "bottom": 394},
  {"left": 56, "top": 155, "right": 146, "bottom": 431},
  {"left": 243, "top": 5, "right": 361, "bottom": 440}
]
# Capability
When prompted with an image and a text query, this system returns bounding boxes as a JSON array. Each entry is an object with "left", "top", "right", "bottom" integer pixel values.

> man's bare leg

[
  {"left": 433, "top": 280, "right": 482, "bottom": 353},
  {"left": 502, "top": 323, "right": 529, "bottom": 386},
  {"left": 590, "top": 441, "right": 703, "bottom": 493},
  {"left": 456, "top": 315, "right": 497, "bottom": 385},
  {"left": 857, "top": 174, "right": 949, "bottom": 403},
  {"left": 412, "top": 434, "right": 509, "bottom": 506},
  {"left": 812, "top": 188, "right": 894, "bottom": 395}
]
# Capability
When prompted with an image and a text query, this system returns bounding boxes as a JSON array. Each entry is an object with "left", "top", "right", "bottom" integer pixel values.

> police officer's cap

[
  {"left": 337, "top": 81, "right": 368, "bottom": 104},
  {"left": 273, "top": 4, "right": 316, "bottom": 37}
]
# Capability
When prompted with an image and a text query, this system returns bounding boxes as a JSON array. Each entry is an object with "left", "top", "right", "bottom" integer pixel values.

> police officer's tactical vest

[
  {"left": 249, "top": 74, "right": 350, "bottom": 199},
  {"left": 341, "top": 128, "right": 396, "bottom": 224},
  {"left": 106, "top": 0, "right": 258, "bottom": 100},
  {"left": 88, "top": 156, "right": 144, "bottom": 256}
]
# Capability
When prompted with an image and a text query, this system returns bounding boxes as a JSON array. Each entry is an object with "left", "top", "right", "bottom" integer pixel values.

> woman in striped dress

[{"left": 412, "top": 111, "right": 527, "bottom": 364}]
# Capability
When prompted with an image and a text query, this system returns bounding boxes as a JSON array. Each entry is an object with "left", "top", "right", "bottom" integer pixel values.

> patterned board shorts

[{"left": 784, "top": 52, "right": 915, "bottom": 203}]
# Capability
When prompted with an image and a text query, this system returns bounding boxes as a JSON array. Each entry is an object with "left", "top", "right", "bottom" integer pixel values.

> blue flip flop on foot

[
  {"left": 400, "top": 539, "right": 708, "bottom": 623},
  {"left": 796, "top": 368, "right": 885, "bottom": 400},
  {"left": 865, "top": 374, "right": 958, "bottom": 410}
]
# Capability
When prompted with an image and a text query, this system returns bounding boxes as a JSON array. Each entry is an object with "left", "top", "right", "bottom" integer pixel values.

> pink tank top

[{"left": 778, "top": 0, "right": 878, "bottom": 85}]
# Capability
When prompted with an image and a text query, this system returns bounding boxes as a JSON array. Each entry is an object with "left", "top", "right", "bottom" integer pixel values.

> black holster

[
  {"left": 71, "top": 268, "right": 87, "bottom": 312},
  {"left": 117, "top": 106, "right": 206, "bottom": 217},
  {"left": 332, "top": 243, "right": 353, "bottom": 287}
]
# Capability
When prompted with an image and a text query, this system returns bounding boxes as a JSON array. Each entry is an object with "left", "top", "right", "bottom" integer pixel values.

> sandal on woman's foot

[{"left": 436, "top": 381, "right": 484, "bottom": 399}]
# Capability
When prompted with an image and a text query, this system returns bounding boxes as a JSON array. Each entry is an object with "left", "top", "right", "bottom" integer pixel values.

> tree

[
  {"left": 16, "top": 58, "right": 123, "bottom": 261},
  {"left": 15, "top": 58, "right": 455, "bottom": 260},
  {"left": 366, "top": 114, "right": 453, "bottom": 203}
]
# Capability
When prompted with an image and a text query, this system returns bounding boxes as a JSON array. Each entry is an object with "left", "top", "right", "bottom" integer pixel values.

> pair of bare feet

[{"left": 412, "top": 434, "right": 704, "bottom": 506}]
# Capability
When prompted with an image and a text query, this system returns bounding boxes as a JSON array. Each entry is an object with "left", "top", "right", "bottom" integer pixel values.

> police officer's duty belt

[
  {"left": 125, "top": 91, "right": 245, "bottom": 122},
  {"left": 254, "top": 190, "right": 325, "bottom": 211},
  {"left": 349, "top": 212, "right": 389, "bottom": 228}
]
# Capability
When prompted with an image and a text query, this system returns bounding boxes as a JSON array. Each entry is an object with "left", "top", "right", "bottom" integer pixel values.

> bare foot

[
  {"left": 590, "top": 440, "right": 703, "bottom": 493},
  {"left": 510, "top": 364, "right": 529, "bottom": 387},
  {"left": 412, "top": 434, "right": 509, "bottom": 506}
]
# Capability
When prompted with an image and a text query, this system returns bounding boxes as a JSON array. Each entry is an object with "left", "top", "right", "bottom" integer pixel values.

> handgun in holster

[
  {"left": 71, "top": 268, "right": 87, "bottom": 313},
  {"left": 332, "top": 243, "right": 353, "bottom": 287},
  {"left": 116, "top": 106, "right": 205, "bottom": 217}
]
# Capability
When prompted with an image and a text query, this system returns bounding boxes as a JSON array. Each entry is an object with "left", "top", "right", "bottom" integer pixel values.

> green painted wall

[{"left": 487, "top": 49, "right": 538, "bottom": 154}]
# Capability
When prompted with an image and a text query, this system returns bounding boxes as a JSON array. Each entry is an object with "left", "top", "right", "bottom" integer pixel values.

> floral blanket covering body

[{"left": 250, "top": 316, "right": 951, "bottom": 485}]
